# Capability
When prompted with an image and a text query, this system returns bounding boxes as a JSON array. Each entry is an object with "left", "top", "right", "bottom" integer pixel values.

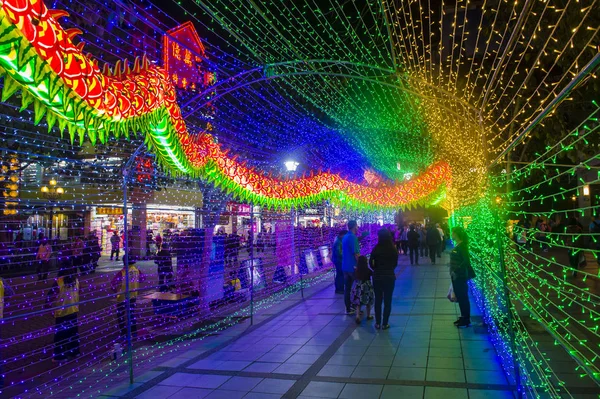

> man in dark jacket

[
  {"left": 426, "top": 225, "right": 441, "bottom": 265},
  {"left": 155, "top": 244, "right": 173, "bottom": 292},
  {"left": 332, "top": 230, "right": 347, "bottom": 293},
  {"left": 407, "top": 225, "right": 420, "bottom": 265}
]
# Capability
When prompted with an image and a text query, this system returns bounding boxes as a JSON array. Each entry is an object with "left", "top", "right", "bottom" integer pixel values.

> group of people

[
  {"left": 333, "top": 221, "right": 473, "bottom": 329},
  {"left": 513, "top": 212, "right": 600, "bottom": 277},
  {"left": 36, "top": 234, "right": 101, "bottom": 281},
  {"left": 38, "top": 255, "right": 146, "bottom": 363},
  {"left": 393, "top": 223, "right": 447, "bottom": 265}
]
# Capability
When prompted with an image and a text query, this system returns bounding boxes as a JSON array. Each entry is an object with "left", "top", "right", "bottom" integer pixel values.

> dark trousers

[
  {"left": 36, "top": 260, "right": 50, "bottom": 280},
  {"left": 400, "top": 241, "right": 408, "bottom": 255},
  {"left": 409, "top": 246, "right": 419, "bottom": 265},
  {"left": 439, "top": 240, "right": 445, "bottom": 256},
  {"left": 158, "top": 269, "right": 174, "bottom": 292},
  {"left": 373, "top": 278, "right": 395, "bottom": 325},
  {"left": 54, "top": 313, "right": 80, "bottom": 360},
  {"left": 452, "top": 278, "right": 470, "bottom": 321},
  {"left": 568, "top": 249, "right": 579, "bottom": 276},
  {"left": 343, "top": 271, "right": 355, "bottom": 310},
  {"left": 111, "top": 247, "right": 120, "bottom": 260},
  {"left": 420, "top": 244, "right": 428, "bottom": 257},
  {"left": 334, "top": 262, "right": 344, "bottom": 292},
  {"left": 428, "top": 246, "right": 438, "bottom": 264},
  {"left": 117, "top": 299, "right": 137, "bottom": 340}
]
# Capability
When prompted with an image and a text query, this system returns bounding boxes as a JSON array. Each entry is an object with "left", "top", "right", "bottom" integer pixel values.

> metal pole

[
  {"left": 250, "top": 203, "right": 254, "bottom": 326},
  {"left": 122, "top": 170, "right": 133, "bottom": 384},
  {"left": 494, "top": 204, "right": 522, "bottom": 397},
  {"left": 121, "top": 143, "right": 143, "bottom": 385}
]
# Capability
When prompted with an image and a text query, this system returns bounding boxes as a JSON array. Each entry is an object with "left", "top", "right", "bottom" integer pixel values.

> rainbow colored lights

[{"left": 0, "top": 0, "right": 452, "bottom": 210}]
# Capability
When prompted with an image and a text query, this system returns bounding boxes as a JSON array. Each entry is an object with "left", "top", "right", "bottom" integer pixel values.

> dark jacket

[
  {"left": 407, "top": 230, "right": 419, "bottom": 247},
  {"left": 370, "top": 243, "right": 398, "bottom": 280},
  {"left": 426, "top": 227, "right": 441, "bottom": 246},
  {"left": 155, "top": 249, "right": 173, "bottom": 273},
  {"left": 449, "top": 243, "right": 470, "bottom": 280},
  {"left": 355, "top": 256, "right": 372, "bottom": 281}
]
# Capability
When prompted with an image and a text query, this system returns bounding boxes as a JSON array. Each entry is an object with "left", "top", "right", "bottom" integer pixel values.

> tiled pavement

[{"left": 102, "top": 254, "right": 519, "bottom": 399}]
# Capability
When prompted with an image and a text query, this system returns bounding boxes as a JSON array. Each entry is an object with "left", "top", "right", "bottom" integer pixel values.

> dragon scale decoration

[{"left": 0, "top": 0, "right": 451, "bottom": 210}]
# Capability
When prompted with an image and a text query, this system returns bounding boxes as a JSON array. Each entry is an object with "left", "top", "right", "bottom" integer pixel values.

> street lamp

[
  {"left": 40, "top": 178, "right": 65, "bottom": 239},
  {"left": 284, "top": 161, "right": 299, "bottom": 172}
]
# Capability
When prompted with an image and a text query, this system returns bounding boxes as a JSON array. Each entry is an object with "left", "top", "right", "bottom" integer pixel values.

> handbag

[{"left": 447, "top": 283, "right": 457, "bottom": 302}]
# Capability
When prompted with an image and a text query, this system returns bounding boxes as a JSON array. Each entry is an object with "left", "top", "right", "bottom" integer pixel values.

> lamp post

[
  {"left": 40, "top": 178, "right": 64, "bottom": 239},
  {"left": 285, "top": 160, "right": 299, "bottom": 284}
]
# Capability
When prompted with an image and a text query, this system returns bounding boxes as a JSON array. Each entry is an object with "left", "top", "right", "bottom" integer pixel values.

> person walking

[
  {"left": 46, "top": 267, "right": 80, "bottom": 362},
  {"left": 342, "top": 221, "right": 360, "bottom": 314},
  {"left": 351, "top": 255, "right": 374, "bottom": 324},
  {"left": 332, "top": 230, "right": 347, "bottom": 294},
  {"left": 71, "top": 236, "right": 84, "bottom": 274},
  {"left": 110, "top": 231, "right": 120, "bottom": 261},
  {"left": 399, "top": 225, "right": 409, "bottom": 255},
  {"left": 370, "top": 228, "right": 398, "bottom": 330},
  {"left": 436, "top": 223, "right": 445, "bottom": 257},
  {"left": 418, "top": 225, "right": 428, "bottom": 259},
  {"left": 0, "top": 276, "right": 14, "bottom": 391},
  {"left": 566, "top": 218, "right": 584, "bottom": 277},
  {"left": 589, "top": 212, "right": 600, "bottom": 265},
  {"left": 407, "top": 225, "right": 420, "bottom": 265},
  {"left": 450, "top": 227, "right": 474, "bottom": 327},
  {"left": 36, "top": 238, "right": 52, "bottom": 281},
  {"left": 111, "top": 257, "right": 145, "bottom": 341},
  {"left": 155, "top": 244, "right": 173, "bottom": 292},
  {"left": 426, "top": 225, "right": 441, "bottom": 264}
]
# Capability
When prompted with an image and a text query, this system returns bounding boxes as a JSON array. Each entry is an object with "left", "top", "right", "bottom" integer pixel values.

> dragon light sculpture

[{"left": 0, "top": 0, "right": 451, "bottom": 209}]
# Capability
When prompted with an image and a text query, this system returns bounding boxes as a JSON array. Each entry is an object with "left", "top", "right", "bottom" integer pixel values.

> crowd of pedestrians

[
  {"left": 335, "top": 220, "right": 471, "bottom": 330},
  {"left": 512, "top": 213, "right": 600, "bottom": 277}
]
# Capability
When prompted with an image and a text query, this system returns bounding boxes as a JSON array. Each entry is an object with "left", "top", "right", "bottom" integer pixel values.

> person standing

[
  {"left": 46, "top": 267, "right": 80, "bottom": 362},
  {"left": 110, "top": 232, "right": 121, "bottom": 261},
  {"left": 566, "top": 218, "right": 584, "bottom": 277},
  {"left": 36, "top": 238, "right": 52, "bottom": 281},
  {"left": 370, "top": 228, "right": 398, "bottom": 330},
  {"left": 111, "top": 257, "right": 145, "bottom": 341},
  {"left": 426, "top": 225, "right": 441, "bottom": 264},
  {"left": 155, "top": 244, "right": 173, "bottom": 292},
  {"left": 407, "top": 225, "right": 420, "bottom": 265},
  {"left": 589, "top": 212, "right": 600, "bottom": 265},
  {"left": 71, "top": 236, "right": 84, "bottom": 274},
  {"left": 342, "top": 221, "right": 360, "bottom": 314},
  {"left": 418, "top": 225, "right": 428, "bottom": 259},
  {"left": 399, "top": 225, "right": 409, "bottom": 255},
  {"left": 351, "top": 256, "right": 374, "bottom": 324},
  {"left": 332, "top": 230, "right": 347, "bottom": 294},
  {"left": 450, "top": 227, "right": 473, "bottom": 327},
  {"left": 0, "top": 277, "right": 14, "bottom": 391},
  {"left": 436, "top": 223, "right": 445, "bottom": 257}
]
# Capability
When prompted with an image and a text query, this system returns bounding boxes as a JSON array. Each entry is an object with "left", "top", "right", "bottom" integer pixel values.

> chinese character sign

[{"left": 162, "top": 21, "right": 211, "bottom": 90}]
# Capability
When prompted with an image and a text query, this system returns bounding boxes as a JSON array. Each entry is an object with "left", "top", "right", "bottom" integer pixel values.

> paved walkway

[{"left": 102, "top": 255, "right": 517, "bottom": 399}]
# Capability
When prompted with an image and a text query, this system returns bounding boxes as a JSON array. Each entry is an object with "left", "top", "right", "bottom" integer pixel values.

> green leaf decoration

[
  {"left": 1, "top": 75, "right": 19, "bottom": 102},
  {"left": 33, "top": 99, "right": 46, "bottom": 125},
  {"left": 46, "top": 111, "right": 57, "bottom": 132},
  {"left": 20, "top": 90, "right": 33, "bottom": 111}
]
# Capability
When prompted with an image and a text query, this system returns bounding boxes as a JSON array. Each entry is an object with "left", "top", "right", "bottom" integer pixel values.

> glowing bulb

[
  {"left": 49, "top": 178, "right": 57, "bottom": 186},
  {"left": 284, "top": 161, "right": 299, "bottom": 172},
  {"left": 41, "top": 186, "right": 49, "bottom": 193},
  {"left": 56, "top": 187, "right": 64, "bottom": 194},
  {"left": 583, "top": 185, "right": 589, "bottom": 196}
]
